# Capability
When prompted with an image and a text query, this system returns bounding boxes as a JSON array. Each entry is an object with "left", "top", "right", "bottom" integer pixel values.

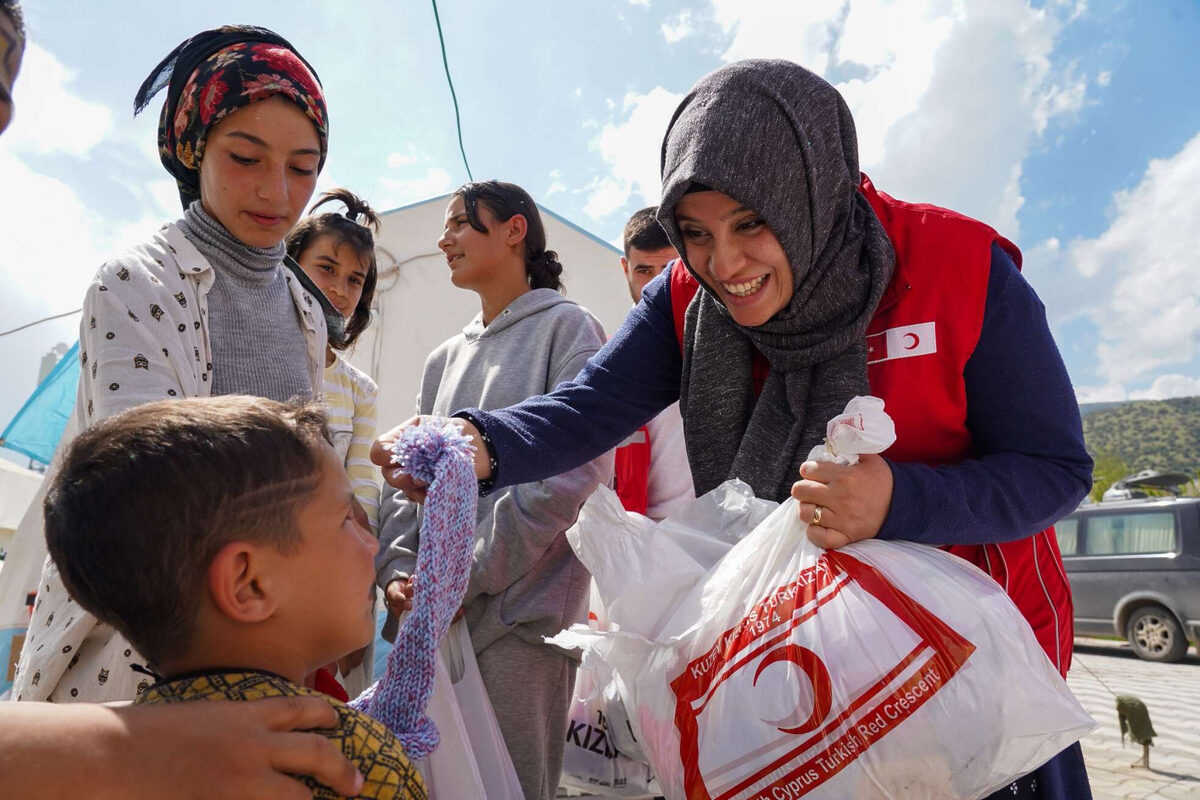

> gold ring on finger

[{"left": 812, "top": 505, "right": 824, "bottom": 526}]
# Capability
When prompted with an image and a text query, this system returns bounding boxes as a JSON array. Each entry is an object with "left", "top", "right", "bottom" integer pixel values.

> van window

[
  {"left": 1055, "top": 518, "right": 1079, "bottom": 556},
  {"left": 1085, "top": 511, "right": 1176, "bottom": 555}
]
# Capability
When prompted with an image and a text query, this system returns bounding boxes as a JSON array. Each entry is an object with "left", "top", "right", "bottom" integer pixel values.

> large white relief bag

[{"left": 550, "top": 397, "right": 1093, "bottom": 800}]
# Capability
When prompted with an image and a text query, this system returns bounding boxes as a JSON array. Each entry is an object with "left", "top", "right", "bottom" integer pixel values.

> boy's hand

[
  {"left": 386, "top": 576, "right": 466, "bottom": 622},
  {"left": 384, "top": 577, "right": 414, "bottom": 615}
]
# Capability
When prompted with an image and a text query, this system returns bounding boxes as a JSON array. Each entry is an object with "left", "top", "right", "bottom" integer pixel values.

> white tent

[
  {"left": 344, "top": 194, "right": 635, "bottom": 432},
  {"left": 0, "top": 458, "right": 42, "bottom": 563},
  {"left": 0, "top": 457, "right": 46, "bottom": 695}
]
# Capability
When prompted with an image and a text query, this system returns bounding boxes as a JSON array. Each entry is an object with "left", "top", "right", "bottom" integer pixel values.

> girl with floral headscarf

[
  {"left": 14, "top": 24, "right": 339, "bottom": 706},
  {"left": 377, "top": 60, "right": 1093, "bottom": 799}
]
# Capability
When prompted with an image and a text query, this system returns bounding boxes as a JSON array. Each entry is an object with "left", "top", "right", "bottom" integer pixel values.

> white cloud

[
  {"left": 856, "top": 2, "right": 1085, "bottom": 239},
  {"left": 1028, "top": 131, "right": 1200, "bottom": 397},
  {"left": 1075, "top": 374, "right": 1200, "bottom": 404},
  {"left": 386, "top": 148, "right": 420, "bottom": 168},
  {"left": 380, "top": 167, "right": 454, "bottom": 206},
  {"left": 546, "top": 169, "right": 567, "bottom": 196},
  {"left": 376, "top": 145, "right": 458, "bottom": 208},
  {"left": 584, "top": 86, "right": 682, "bottom": 221},
  {"left": 1075, "top": 383, "right": 1129, "bottom": 404},
  {"left": 582, "top": 176, "right": 634, "bottom": 220},
  {"left": 0, "top": 152, "right": 105, "bottom": 304},
  {"left": 3, "top": 44, "right": 112, "bottom": 157},
  {"left": 1063, "top": 131, "right": 1200, "bottom": 384},
  {"left": 1129, "top": 375, "right": 1200, "bottom": 401},
  {"left": 1034, "top": 64, "right": 1089, "bottom": 136},
  {"left": 627, "top": 0, "right": 650, "bottom": 6},
  {"left": 661, "top": 10, "right": 695, "bottom": 43},
  {"left": 683, "top": 0, "right": 1091, "bottom": 240},
  {"left": 711, "top": 0, "right": 846, "bottom": 73},
  {"left": 0, "top": 44, "right": 163, "bottom": 314},
  {"left": 1096, "top": 70, "right": 1112, "bottom": 87}
]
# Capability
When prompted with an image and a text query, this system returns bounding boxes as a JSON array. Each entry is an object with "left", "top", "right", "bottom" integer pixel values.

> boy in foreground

[{"left": 43, "top": 396, "right": 426, "bottom": 800}]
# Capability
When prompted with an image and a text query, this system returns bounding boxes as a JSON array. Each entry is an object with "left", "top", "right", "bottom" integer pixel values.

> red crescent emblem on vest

[
  {"left": 903, "top": 332, "right": 920, "bottom": 350},
  {"left": 753, "top": 643, "right": 834, "bottom": 735}
]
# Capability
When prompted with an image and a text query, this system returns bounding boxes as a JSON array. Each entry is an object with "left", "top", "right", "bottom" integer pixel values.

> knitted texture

[{"left": 349, "top": 418, "right": 477, "bottom": 759}]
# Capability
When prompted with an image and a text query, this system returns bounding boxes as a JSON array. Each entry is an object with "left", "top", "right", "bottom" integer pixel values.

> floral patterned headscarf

[{"left": 134, "top": 25, "right": 328, "bottom": 209}]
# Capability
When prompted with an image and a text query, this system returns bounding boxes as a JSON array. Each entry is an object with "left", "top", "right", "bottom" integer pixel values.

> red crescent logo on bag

[
  {"left": 753, "top": 644, "right": 833, "bottom": 736},
  {"left": 670, "top": 551, "right": 975, "bottom": 800}
]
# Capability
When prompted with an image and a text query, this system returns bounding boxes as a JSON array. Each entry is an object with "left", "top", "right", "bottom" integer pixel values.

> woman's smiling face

[{"left": 673, "top": 190, "right": 793, "bottom": 328}]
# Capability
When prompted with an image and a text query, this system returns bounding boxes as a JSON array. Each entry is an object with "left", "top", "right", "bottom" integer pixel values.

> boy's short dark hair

[
  {"left": 44, "top": 396, "right": 331, "bottom": 667},
  {"left": 623, "top": 206, "right": 672, "bottom": 257}
]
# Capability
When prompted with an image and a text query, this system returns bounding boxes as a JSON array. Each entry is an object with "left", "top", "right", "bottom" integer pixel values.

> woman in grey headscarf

[{"left": 375, "top": 60, "right": 1092, "bottom": 800}]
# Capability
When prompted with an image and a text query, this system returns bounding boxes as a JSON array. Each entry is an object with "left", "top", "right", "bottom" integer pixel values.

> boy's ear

[
  {"left": 504, "top": 213, "right": 528, "bottom": 248},
  {"left": 207, "top": 541, "right": 279, "bottom": 624}
]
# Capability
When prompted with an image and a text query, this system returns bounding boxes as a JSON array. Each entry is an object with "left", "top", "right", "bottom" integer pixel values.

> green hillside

[
  {"left": 1078, "top": 401, "right": 1128, "bottom": 417},
  {"left": 1081, "top": 396, "right": 1200, "bottom": 474}
]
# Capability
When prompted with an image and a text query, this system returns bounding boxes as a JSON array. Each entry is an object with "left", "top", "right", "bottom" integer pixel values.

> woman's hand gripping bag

[{"left": 553, "top": 397, "right": 1094, "bottom": 800}]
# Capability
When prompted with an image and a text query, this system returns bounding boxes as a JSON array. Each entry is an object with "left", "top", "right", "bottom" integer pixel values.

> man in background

[{"left": 613, "top": 207, "right": 694, "bottom": 520}]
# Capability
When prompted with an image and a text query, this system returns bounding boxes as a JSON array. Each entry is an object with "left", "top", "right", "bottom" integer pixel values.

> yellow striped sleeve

[{"left": 324, "top": 357, "right": 382, "bottom": 536}]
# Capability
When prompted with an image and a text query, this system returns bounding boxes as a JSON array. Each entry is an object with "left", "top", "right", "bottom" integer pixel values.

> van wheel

[{"left": 1126, "top": 606, "right": 1188, "bottom": 663}]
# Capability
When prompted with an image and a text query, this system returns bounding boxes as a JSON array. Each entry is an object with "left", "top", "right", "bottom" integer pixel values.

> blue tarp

[{"left": 0, "top": 341, "right": 79, "bottom": 465}]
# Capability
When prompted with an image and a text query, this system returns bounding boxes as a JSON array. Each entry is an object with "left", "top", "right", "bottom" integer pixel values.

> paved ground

[{"left": 1068, "top": 637, "right": 1200, "bottom": 799}]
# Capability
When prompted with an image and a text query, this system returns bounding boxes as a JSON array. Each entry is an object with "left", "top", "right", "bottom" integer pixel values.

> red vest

[
  {"left": 668, "top": 174, "right": 1073, "bottom": 676},
  {"left": 614, "top": 426, "right": 652, "bottom": 515}
]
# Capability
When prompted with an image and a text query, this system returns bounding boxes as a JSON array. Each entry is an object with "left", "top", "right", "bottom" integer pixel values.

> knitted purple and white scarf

[{"left": 349, "top": 418, "right": 477, "bottom": 759}]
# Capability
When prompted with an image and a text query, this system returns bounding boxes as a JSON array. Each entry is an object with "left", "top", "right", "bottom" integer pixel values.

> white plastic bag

[
  {"left": 422, "top": 620, "right": 524, "bottom": 800},
  {"left": 551, "top": 397, "right": 1094, "bottom": 800},
  {"left": 560, "top": 654, "right": 659, "bottom": 797},
  {"left": 568, "top": 478, "right": 773, "bottom": 641},
  {"left": 418, "top": 648, "right": 486, "bottom": 797},
  {"left": 560, "top": 584, "right": 660, "bottom": 798}
]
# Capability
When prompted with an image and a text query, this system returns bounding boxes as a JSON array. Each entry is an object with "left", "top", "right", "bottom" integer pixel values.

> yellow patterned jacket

[{"left": 136, "top": 670, "right": 426, "bottom": 800}]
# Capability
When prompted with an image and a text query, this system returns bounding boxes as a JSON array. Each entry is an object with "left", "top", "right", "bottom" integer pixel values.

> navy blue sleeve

[
  {"left": 466, "top": 270, "right": 684, "bottom": 490},
  {"left": 877, "top": 244, "right": 1093, "bottom": 545}
]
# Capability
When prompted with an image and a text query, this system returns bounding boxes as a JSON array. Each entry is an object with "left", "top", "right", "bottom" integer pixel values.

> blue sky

[{"left": 2, "top": 0, "right": 1198, "bottom": 457}]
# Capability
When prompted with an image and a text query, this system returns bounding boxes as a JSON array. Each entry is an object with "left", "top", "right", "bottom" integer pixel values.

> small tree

[
  {"left": 1185, "top": 470, "right": 1200, "bottom": 498},
  {"left": 1090, "top": 450, "right": 1132, "bottom": 503}
]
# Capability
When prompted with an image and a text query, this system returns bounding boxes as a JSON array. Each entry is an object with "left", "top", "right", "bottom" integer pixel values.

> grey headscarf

[{"left": 658, "top": 59, "right": 895, "bottom": 502}]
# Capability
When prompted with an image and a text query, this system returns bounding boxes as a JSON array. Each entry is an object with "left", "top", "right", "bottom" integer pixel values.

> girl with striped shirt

[{"left": 288, "top": 189, "right": 383, "bottom": 696}]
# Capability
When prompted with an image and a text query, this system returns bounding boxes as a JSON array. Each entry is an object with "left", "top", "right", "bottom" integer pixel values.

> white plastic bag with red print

[
  {"left": 550, "top": 397, "right": 1093, "bottom": 800},
  {"left": 559, "top": 582, "right": 660, "bottom": 797}
]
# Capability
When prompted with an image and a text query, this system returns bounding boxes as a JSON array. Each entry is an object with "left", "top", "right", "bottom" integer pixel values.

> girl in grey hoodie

[{"left": 376, "top": 181, "right": 613, "bottom": 799}]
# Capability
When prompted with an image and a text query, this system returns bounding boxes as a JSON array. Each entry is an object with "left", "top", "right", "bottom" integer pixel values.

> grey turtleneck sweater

[{"left": 178, "top": 202, "right": 312, "bottom": 402}]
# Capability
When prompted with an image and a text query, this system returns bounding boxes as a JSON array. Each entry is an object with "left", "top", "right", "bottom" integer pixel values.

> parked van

[{"left": 1057, "top": 496, "right": 1200, "bottom": 662}]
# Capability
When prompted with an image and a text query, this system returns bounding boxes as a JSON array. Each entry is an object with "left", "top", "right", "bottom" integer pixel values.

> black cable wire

[
  {"left": 430, "top": 0, "right": 474, "bottom": 182},
  {"left": 0, "top": 308, "right": 82, "bottom": 337}
]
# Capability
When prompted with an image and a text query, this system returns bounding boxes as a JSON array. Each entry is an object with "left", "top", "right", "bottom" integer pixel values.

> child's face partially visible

[
  {"left": 296, "top": 233, "right": 369, "bottom": 320},
  {"left": 279, "top": 443, "right": 378, "bottom": 670}
]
